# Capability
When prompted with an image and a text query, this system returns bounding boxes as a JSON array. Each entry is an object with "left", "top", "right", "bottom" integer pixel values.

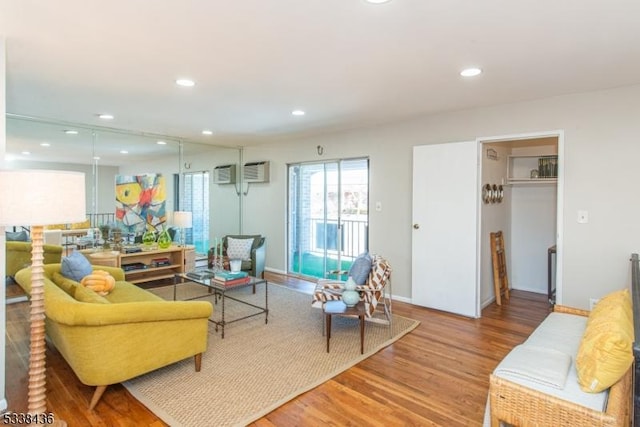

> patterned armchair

[{"left": 312, "top": 255, "right": 392, "bottom": 326}]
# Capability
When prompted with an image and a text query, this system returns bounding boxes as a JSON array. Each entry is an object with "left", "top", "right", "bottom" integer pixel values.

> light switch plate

[{"left": 577, "top": 210, "right": 588, "bottom": 224}]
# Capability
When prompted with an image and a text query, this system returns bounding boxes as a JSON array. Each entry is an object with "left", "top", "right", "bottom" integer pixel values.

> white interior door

[{"left": 412, "top": 141, "right": 479, "bottom": 318}]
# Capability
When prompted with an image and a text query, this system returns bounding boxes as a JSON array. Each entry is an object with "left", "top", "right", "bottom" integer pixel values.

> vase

[
  {"left": 100, "top": 226, "right": 111, "bottom": 250},
  {"left": 342, "top": 276, "right": 360, "bottom": 307},
  {"left": 142, "top": 230, "right": 156, "bottom": 246},
  {"left": 157, "top": 228, "right": 172, "bottom": 249}
]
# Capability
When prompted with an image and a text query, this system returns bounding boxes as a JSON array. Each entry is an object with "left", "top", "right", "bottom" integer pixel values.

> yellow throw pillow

[
  {"left": 588, "top": 289, "right": 632, "bottom": 326},
  {"left": 576, "top": 288, "right": 634, "bottom": 393},
  {"left": 52, "top": 272, "right": 80, "bottom": 296},
  {"left": 74, "top": 284, "right": 110, "bottom": 304}
]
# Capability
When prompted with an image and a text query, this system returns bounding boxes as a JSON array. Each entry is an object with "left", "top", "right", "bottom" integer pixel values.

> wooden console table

[{"left": 81, "top": 246, "right": 195, "bottom": 285}]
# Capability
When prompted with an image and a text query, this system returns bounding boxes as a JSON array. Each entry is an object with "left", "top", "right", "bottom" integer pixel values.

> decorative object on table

[
  {"left": 111, "top": 227, "right": 123, "bottom": 252},
  {"left": 209, "top": 236, "right": 225, "bottom": 271},
  {"left": 212, "top": 270, "right": 250, "bottom": 286},
  {"left": 142, "top": 229, "right": 156, "bottom": 247},
  {"left": 341, "top": 276, "right": 361, "bottom": 307},
  {"left": 99, "top": 224, "right": 111, "bottom": 249},
  {"left": 172, "top": 211, "right": 192, "bottom": 247},
  {"left": 0, "top": 169, "right": 86, "bottom": 425},
  {"left": 157, "top": 226, "right": 172, "bottom": 249},
  {"left": 229, "top": 259, "right": 242, "bottom": 272}
]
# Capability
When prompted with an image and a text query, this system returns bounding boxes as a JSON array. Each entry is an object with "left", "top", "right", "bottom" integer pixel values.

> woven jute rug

[{"left": 124, "top": 282, "right": 419, "bottom": 427}]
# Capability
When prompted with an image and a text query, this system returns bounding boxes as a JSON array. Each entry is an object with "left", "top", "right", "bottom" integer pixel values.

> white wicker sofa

[{"left": 484, "top": 295, "right": 633, "bottom": 426}]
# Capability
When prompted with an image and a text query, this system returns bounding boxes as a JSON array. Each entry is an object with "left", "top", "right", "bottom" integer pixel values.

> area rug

[{"left": 124, "top": 282, "right": 419, "bottom": 427}]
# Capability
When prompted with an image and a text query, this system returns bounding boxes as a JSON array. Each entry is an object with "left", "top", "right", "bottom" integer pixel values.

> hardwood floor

[{"left": 5, "top": 273, "right": 551, "bottom": 426}]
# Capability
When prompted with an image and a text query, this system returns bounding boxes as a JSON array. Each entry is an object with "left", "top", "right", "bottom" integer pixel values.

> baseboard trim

[
  {"left": 265, "top": 267, "right": 287, "bottom": 275},
  {"left": 6, "top": 295, "right": 28, "bottom": 305},
  {"left": 511, "top": 286, "right": 546, "bottom": 295}
]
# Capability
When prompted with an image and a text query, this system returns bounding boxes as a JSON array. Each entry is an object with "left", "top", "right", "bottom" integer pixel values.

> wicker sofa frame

[{"left": 488, "top": 300, "right": 633, "bottom": 426}]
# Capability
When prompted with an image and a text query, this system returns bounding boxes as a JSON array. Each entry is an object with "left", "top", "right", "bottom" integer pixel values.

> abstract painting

[{"left": 115, "top": 173, "right": 166, "bottom": 234}]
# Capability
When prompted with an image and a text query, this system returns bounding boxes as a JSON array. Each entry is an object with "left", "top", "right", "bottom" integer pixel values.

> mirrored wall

[{"left": 5, "top": 115, "right": 242, "bottom": 254}]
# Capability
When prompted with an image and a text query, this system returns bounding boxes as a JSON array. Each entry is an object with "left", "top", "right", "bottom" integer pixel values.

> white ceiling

[{"left": 3, "top": 0, "right": 640, "bottom": 148}]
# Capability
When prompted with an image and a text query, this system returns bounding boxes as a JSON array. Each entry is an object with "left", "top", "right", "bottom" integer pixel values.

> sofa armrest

[{"left": 252, "top": 238, "right": 266, "bottom": 278}]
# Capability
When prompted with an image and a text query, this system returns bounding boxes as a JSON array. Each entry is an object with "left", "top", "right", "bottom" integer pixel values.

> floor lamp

[
  {"left": 0, "top": 170, "right": 86, "bottom": 422},
  {"left": 173, "top": 211, "right": 192, "bottom": 247}
]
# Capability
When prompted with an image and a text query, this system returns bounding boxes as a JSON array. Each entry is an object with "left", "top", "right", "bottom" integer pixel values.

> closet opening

[{"left": 479, "top": 133, "right": 562, "bottom": 308}]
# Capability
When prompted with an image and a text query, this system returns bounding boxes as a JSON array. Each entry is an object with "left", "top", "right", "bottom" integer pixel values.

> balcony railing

[{"left": 309, "top": 217, "right": 368, "bottom": 259}]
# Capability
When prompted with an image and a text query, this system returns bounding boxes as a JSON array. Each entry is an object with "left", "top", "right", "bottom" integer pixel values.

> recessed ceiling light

[
  {"left": 40, "top": 142, "right": 50, "bottom": 147},
  {"left": 93, "top": 156, "right": 101, "bottom": 160},
  {"left": 120, "top": 150, "right": 129, "bottom": 154},
  {"left": 460, "top": 67, "right": 482, "bottom": 77},
  {"left": 365, "top": 0, "right": 391, "bottom": 3},
  {"left": 176, "top": 78, "right": 195, "bottom": 87},
  {"left": 157, "top": 140, "right": 167, "bottom": 145},
  {"left": 64, "top": 129, "right": 79, "bottom": 135},
  {"left": 202, "top": 130, "right": 213, "bottom": 135},
  {"left": 22, "top": 151, "right": 31, "bottom": 155},
  {"left": 98, "top": 113, "right": 114, "bottom": 120},
  {"left": 292, "top": 110, "right": 305, "bottom": 116}
]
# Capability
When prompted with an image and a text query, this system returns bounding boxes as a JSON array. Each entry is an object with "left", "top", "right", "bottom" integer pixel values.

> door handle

[{"left": 413, "top": 224, "right": 420, "bottom": 229}]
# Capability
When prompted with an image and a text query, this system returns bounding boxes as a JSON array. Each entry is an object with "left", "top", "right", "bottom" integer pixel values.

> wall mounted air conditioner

[
  {"left": 213, "top": 164, "right": 237, "bottom": 184},
  {"left": 243, "top": 161, "right": 270, "bottom": 183}
]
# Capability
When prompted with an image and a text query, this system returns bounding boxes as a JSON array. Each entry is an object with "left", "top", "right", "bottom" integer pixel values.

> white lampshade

[
  {"left": 0, "top": 169, "right": 86, "bottom": 226},
  {"left": 173, "top": 211, "right": 193, "bottom": 229}
]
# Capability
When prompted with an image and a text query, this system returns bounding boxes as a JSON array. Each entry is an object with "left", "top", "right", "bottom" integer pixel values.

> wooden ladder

[{"left": 490, "top": 231, "right": 510, "bottom": 306}]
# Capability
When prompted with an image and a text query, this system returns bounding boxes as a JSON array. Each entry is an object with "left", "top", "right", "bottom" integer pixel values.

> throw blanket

[{"left": 494, "top": 345, "right": 572, "bottom": 390}]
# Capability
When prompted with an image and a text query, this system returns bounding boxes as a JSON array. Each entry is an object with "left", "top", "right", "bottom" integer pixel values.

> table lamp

[
  {"left": 173, "top": 211, "right": 192, "bottom": 247},
  {"left": 0, "top": 170, "right": 86, "bottom": 423}
]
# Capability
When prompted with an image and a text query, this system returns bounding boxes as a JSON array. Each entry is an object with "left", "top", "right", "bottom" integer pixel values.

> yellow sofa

[
  {"left": 6, "top": 241, "right": 63, "bottom": 278},
  {"left": 15, "top": 264, "right": 213, "bottom": 409}
]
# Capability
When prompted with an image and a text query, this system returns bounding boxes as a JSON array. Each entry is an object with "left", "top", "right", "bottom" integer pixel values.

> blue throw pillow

[
  {"left": 61, "top": 250, "right": 93, "bottom": 282},
  {"left": 348, "top": 252, "right": 372, "bottom": 286},
  {"left": 6, "top": 230, "right": 29, "bottom": 241}
]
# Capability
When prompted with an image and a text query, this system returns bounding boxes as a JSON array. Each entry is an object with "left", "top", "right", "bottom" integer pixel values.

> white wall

[
  {"left": 510, "top": 184, "right": 556, "bottom": 293},
  {"left": 243, "top": 84, "right": 640, "bottom": 310}
]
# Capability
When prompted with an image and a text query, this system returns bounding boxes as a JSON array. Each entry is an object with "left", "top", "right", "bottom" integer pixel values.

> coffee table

[{"left": 174, "top": 273, "right": 268, "bottom": 338}]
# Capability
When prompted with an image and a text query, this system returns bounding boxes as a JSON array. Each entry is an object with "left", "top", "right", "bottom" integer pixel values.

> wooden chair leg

[
  {"left": 194, "top": 353, "right": 202, "bottom": 372},
  {"left": 89, "top": 385, "right": 108, "bottom": 410}
]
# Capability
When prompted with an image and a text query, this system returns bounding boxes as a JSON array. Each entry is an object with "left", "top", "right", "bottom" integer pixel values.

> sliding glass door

[{"left": 287, "top": 158, "right": 369, "bottom": 279}]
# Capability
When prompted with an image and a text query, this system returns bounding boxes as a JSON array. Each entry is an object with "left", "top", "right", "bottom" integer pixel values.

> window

[{"left": 180, "top": 171, "right": 210, "bottom": 254}]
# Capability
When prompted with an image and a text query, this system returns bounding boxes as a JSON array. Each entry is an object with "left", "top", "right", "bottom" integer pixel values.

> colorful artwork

[{"left": 115, "top": 173, "right": 166, "bottom": 234}]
